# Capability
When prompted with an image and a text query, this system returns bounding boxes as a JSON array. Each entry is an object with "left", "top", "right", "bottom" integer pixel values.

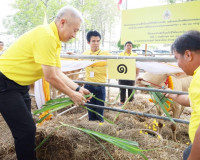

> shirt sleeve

[{"left": 33, "top": 36, "right": 59, "bottom": 66}]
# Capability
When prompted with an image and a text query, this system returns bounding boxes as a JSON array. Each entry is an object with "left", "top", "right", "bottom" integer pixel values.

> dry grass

[{"left": 0, "top": 93, "right": 190, "bottom": 160}]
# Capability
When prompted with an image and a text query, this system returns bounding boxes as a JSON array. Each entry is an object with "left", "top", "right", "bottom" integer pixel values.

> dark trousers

[
  {"left": 183, "top": 144, "right": 192, "bottom": 160},
  {"left": 0, "top": 72, "right": 37, "bottom": 160},
  {"left": 119, "top": 80, "right": 135, "bottom": 103},
  {"left": 84, "top": 84, "right": 105, "bottom": 122}
]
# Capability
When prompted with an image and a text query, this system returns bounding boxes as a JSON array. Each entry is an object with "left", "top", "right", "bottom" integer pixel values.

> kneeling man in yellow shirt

[{"left": 166, "top": 30, "right": 200, "bottom": 160}]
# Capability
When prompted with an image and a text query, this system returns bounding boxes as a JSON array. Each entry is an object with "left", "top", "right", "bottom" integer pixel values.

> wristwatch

[{"left": 75, "top": 86, "right": 81, "bottom": 92}]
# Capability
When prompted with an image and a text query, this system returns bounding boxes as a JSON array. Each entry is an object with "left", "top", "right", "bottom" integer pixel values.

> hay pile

[
  {"left": 0, "top": 94, "right": 190, "bottom": 160},
  {"left": 35, "top": 94, "right": 189, "bottom": 160},
  {"left": 0, "top": 116, "right": 16, "bottom": 160}
]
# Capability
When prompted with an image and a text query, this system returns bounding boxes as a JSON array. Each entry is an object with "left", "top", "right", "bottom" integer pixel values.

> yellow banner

[
  {"left": 121, "top": 1, "right": 200, "bottom": 44},
  {"left": 108, "top": 59, "right": 136, "bottom": 80}
]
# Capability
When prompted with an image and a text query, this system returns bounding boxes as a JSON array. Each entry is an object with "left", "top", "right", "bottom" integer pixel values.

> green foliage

[
  {"left": 168, "top": 0, "right": 176, "bottom": 3},
  {"left": 114, "top": 90, "right": 136, "bottom": 122},
  {"left": 35, "top": 124, "right": 63, "bottom": 150},
  {"left": 69, "top": 0, "right": 98, "bottom": 13},
  {"left": 69, "top": 0, "right": 119, "bottom": 45},
  {"left": 3, "top": 0, "right": 119, "bottom": 43},
  {"left": 33, "top": 93, "right": 118, "bottom": 124},
  {"left": 80, "top": 105, "right": 116, "bottom": 125},
  {"left": 117, "top": 40, "right": 124, "bottom": 50},
  {"left": 4, "top": 0, "right": 43, "bottom": 37},
  {"left": 3, "top": 0, "right": 67, "bottom": 37},
  {"left": 85, "top": 0, "right": 119, "bottom": 30},
  {"left": 36, "top": 122, "right": 149, "bottom": 159},
  {"left": 45, "top": 0, "right": 68, "bottom": 21},
  {"left": 34, "top": 94, "right": 92, "bottom": 115},
  {"left": 69, "top": 0, "right": 119, "bottom": 31},
  {"left": 148, "top": 86, "right": 175, "bottom": 124},
  {"left": 93, "top": 92, "right": 120, "bottom": 105}
]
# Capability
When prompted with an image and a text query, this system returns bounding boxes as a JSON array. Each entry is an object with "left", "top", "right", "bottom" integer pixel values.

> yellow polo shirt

[
  {"left": 119, "top": 51, "right": 138, "bottom": 57},
  {"left": 188, "top": 66, "right": 200, "bottom": 143},
  {"left": 82, "top": 49, "right": 110, "bottom": 83},
  {"left": 0, "top": 22, "right": 61, "bottom": 85}
]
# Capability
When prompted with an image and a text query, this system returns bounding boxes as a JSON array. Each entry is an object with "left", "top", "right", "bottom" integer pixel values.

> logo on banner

[
  {"left": 108, "top": 59, "right": 136, "bottom": 80},
  {"left": 117, "top": 64, "right": 127, "bottom": 74}
]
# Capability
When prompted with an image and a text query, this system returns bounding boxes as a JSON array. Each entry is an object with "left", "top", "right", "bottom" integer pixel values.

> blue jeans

[
  {"left": 84, "top": 84, "right": 105, "bottom": 122},
  {"left": 183, "top": 144, "right": 192, "bottom": 160}
]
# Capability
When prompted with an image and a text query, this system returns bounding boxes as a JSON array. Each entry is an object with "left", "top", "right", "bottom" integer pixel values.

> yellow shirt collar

[
  {"left": 50, "top": 22, "right": 61, "bottom": 47},
  {"left": 90, "top": 49, "right": 101, "bottom": 55},
  {"left": 124, "top": 51, "right": 133, "bottom": 56},
  {"left": 193, "top": 66, "right": 200, "bottom": 76}
]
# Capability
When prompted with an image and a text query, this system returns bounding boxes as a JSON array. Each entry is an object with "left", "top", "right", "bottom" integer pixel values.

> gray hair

[{"left": 55, "top": 6, "right": 83, "bottom": 23}]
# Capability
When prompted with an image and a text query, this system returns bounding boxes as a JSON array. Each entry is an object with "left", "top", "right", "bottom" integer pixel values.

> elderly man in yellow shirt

[
  {"left": 0, "top": 6, "right": 90, "bottom": 160},
  {"left": 83, "top": 31, "right": 110, "bottom": 122},
  {"left": 165, "top": 30, "right": 200, "bottom": 160},
  {"left": 118, "top": 41, "right": 138, "bottom": 105}
]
